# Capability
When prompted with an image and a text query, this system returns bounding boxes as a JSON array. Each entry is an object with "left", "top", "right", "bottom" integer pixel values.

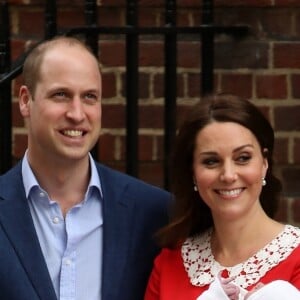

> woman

[{"left": 144, "top": 94, "right": 300, "bottom": 300}]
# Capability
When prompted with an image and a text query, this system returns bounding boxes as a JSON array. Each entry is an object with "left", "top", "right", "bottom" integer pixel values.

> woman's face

[{"left": 193, "top": 121, "right": 268, "bottom": 221}]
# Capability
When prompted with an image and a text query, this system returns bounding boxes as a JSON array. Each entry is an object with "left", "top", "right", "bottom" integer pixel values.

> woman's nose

[{"left": 220, "top": 162, "right": 238, "bottom": 183}]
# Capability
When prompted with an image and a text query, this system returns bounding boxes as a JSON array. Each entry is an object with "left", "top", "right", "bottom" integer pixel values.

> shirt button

[
  {"left": 52, "top": 217, "right": 60, "bottom": 224},
  {"left": 65, "top": 259, "right": 72, "bottom": 266},
  {"left": 39, "top": 192, "right": 45, "bottom": 197}
]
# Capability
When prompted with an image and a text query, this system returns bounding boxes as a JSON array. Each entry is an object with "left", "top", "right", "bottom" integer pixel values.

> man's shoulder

[
  {"left": 0, "top": 162, "right": 22, "bottom": 184},
  {"left": 94, "top": 162, "right": 171, "bottom": 199},
  {"left": 0, "top": 162, "right": 23, "bottom": 199}
]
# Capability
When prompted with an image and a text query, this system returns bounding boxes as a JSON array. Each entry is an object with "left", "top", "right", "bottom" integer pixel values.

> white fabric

[
  {"left": 182, "top": 225, "right": 300, "bottom": 289},
  {"left": 196, "top": 278, "right": 300, "bottom": 300},
  {"left": 245, "top": 280, "right": 300, "bottom": 300},
  {"left": 196, "top": 276, "right": 247, "bottom": 300}
]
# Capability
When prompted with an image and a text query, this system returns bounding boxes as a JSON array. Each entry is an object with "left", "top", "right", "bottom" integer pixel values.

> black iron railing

[{"left": 0, "top": 0, "right": 249, "bottom": 188}]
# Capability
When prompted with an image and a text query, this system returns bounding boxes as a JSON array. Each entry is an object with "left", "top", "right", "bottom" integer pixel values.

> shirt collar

[{"left": 22, "top": 151, "right": 102, "bottom": 199}]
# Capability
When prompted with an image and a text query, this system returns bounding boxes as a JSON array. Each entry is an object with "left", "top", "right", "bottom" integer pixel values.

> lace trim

[{"left": 181, "top": 225, "right": 300, "bottom": 289}]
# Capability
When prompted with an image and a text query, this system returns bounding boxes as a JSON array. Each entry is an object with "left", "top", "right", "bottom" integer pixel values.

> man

[{"left": 0, "top": 36, "right": 171, "bottom": 300}]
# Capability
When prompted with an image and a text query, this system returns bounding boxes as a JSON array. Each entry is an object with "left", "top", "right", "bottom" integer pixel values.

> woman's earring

[
  {"left": 262, "top": 177, "right": 266, "bottom": 186},
  {"left": 194, "top": 184, "right": 198, "bottom": 191}
]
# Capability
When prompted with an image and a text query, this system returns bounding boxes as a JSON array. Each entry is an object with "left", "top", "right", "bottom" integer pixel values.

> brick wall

[{"left": 7, "top": 0, "right": 300, "bottom": 225}]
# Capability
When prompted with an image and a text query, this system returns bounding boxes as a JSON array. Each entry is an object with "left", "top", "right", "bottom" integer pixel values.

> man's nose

[{"left": 65, "top": 98, "right": 85, "bottom": 122}]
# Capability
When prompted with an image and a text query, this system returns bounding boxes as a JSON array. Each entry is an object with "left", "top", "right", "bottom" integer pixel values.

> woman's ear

[
  {"left": 19, "top": 85, "right": 32, "bottom": 117},
  {"left": 262, "top": 148, "right": 269, "bottom": 176},
  {"left": 262, "top": 148, "right": 269, "bottom": 158}
]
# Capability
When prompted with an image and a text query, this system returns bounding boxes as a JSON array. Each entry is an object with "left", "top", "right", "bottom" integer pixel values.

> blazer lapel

[
  {"left": 98, "top": 165, "right": 135, "bottom": 299},
  {"left": 0, "top": 164, "right": 57, "bottom": 300}
]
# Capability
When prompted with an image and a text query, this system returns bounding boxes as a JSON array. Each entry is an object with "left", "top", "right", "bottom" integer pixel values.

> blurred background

[{"left": 0, "top": 0, "right": 299, "bottom": 225}]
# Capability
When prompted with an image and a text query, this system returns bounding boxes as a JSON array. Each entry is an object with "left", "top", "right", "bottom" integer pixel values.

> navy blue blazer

[{"left": 0, "top": 161, "right": 171, "bottom": 300}]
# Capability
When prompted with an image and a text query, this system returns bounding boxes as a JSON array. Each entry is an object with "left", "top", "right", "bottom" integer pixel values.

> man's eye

[
  {"left": 53, "top": 92, "right": 67, "bottom": 99},
  {"left": 84, "top": 94, "right": 98, "bottom": 103}
]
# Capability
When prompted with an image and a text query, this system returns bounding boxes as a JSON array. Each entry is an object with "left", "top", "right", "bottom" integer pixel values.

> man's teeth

[
  {"left": 63, "top": 130, "right": 83, "bottom": 137},
  {"left": 218, "top": 188, "right": 243, "bottom": 196}
]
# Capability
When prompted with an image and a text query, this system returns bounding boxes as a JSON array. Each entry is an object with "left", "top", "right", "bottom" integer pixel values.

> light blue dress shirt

[{"left": 22, "top": 153, "right": 103, "bottom": 300}]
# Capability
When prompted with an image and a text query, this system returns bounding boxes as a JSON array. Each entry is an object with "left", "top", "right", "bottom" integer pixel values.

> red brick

[
  {"left": 102, "top": 73, "right": 117, "bottom": 98},
  {"left": 177, "top": 11, "right": 191, "bottom": 27},
  {"left": 294, "top": 138, "right": 300, "bottom": 164},
  {"left": 220, "top": 73, "right": 252, "bottom": 99},
  {"left": 214, "top": 8, "right": 261, "bottom": 36},
  {"left": 274, "top": 197, "right": 288, "bottom": 223},
  {"left": 187, "top": 73, "right": 201, "bottom": 97},
  {"left": 296, "top": 11, "right": 300, "bottom": 37},
  {"left": 274, "top": 137, "right": 289, "bottom": 164},
  {"left": 99, "top": 41, "right": 126, "bottom": 67},
  {"left": 98, "top": 133, "right": 116, "bottom": 161},
  {"left": 98, "top": 7, "right": 123, "bottom": 26},
  {"left": 139, "top": 161, "right": 164, "bottom": 188},
  {"left": 139, "top": 135, "right": 154, "bottom": 160},
  {"left": 139, "top": 73, "right": 150, "bottom": 99},
  {"left": 274, "top": 106, "right": 300, "bottom": 130},
  {"left": 11, "top": 39, "right": 26, "bottom": 62},
  {"left": 101, "top": 0, "right": 126, "bottom": 6},
  {"left": 18, "top": 10, "right": 44, "bottom": 37},
  {"left": 215, "top": 0, "right": 273, "bottom": 6},
  {"left": 13, "top": 133, "right": 27, "bottom": 160},
  {"left": 139, "top": 105, "right": 164, "bottom": 128},
  {"left": 192, "top": 10, "right": 202, "bottom": 26},
  {"left": 153, "top": 73, "right": 164, "bottom": 98},
  {"left": 57, "top": 9, "right": 84, "bottom": 27},
  {"left": 291, "top": 198, "right": 300, "bottom": 223},
  {"left": 119, "top": 135, "right": 126, "bottom": 161},
  {"left": 291, "top": 74, "right": 300, "bottom": 98},
  {"left": 178, "top": 41, "right": 201, "bottom": 68},
  {"left": 156, "top": 135, "right": 164, "bottom": 161},
  {"left": 259, "top": 9, "right": 295, "bottom": 38},
  {"left": 103, "top": 161, "right": 126, "bottom": 174},
  {"left": 4, "top": 0, "right": 300, "bottom": 219},
  {"left": 13, "top": 76, "right": 23, "bottom": 97},
  {"left": 215, "top": 41, "right": 269, "bottom": 69},
  {"left": 12, "top": 102, "right": 24, "bottom": 127},
  {"left": 138, "top": 0, "right": 164, "bottom": 7},
  {"left": 101, "top": 104, "right": 125, "bottom": 128},
  {"left": 139, "top": 8, "right": 160, "bottom": 27},
  {"left": 176, "top": 104, "right": 196, "bottom": 127},
  {"left": 139, "top": 42, "right": 164, "bottom": 67},
  {"left": 177, "top": 0, "right": 201, "bottom": 7},
  {"left": 281, "top": 167, "right": 300, "bottom": 197},
  {"left": 256, "top": 74, "right": 287, "bottom": 99},
  {"left": 153, "top": 74, "right": 184, "bottom": 98},
  {"left": 274, "top": 43, "right": 300, "bottom": 68},
  {"left": 275, "top": 0, "right": 300, "bottom": 6}
]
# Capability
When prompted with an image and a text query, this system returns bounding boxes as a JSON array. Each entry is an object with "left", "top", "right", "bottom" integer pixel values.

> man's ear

[{"left": 19, "top": 85, "right": 32, "bottom": 117}]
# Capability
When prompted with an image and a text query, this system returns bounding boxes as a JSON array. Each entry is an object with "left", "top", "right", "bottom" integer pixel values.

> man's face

[{"left": 19, "top": 44, "right": 102, "bottom": 165}]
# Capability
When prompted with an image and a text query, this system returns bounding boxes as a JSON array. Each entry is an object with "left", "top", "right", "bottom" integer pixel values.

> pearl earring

[
  {"left": 262, "top": 178, "right": 266, "bottom": 186},
  {"left": 194, "top": 185, "right": 198, "bottom": 191}
]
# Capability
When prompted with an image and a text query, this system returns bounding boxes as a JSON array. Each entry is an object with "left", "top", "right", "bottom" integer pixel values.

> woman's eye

[
  {"left": 237, "top": 155, "right": 251, "bottom": 163},
  {"left": 202, "top": 158, "right": 219, "bottom": 167}
]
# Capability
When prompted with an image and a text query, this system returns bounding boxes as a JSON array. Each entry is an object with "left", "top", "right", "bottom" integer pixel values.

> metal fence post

[{"left": 0, "top": 0, "right": 12, "bottom": 173}]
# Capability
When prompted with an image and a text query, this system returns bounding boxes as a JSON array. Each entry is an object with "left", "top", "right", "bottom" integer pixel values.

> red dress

[{"left": 144, "top": 225, "right": 300, "bottom": 300}]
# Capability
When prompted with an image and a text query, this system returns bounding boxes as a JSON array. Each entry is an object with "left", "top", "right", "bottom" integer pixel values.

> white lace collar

[{"left": 181, "top": 225, "right": 300, "bottom": 289}]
